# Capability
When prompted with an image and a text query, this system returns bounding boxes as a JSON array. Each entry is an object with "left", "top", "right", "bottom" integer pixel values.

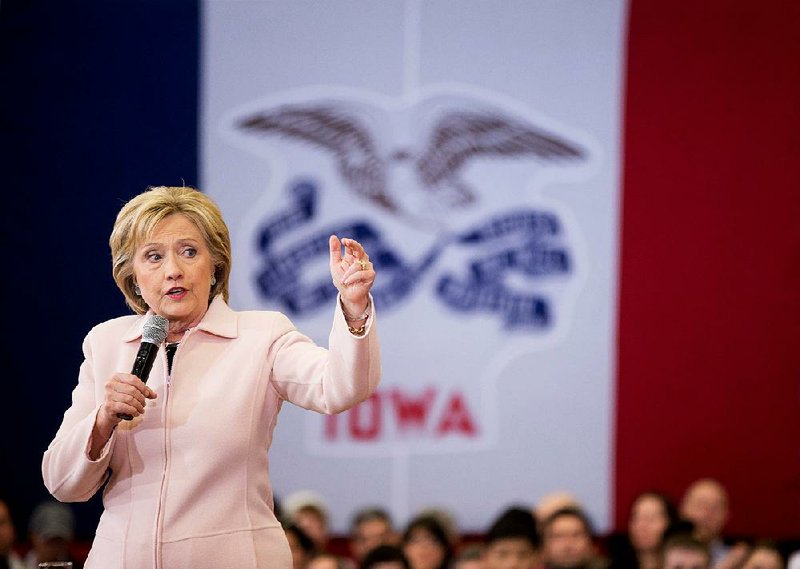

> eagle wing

[
  {"left": 417, "top": 110, "right": 586, "bottom": 188},
  {"left": 238, "top": 105, "right": 396, "bottom": 211}
]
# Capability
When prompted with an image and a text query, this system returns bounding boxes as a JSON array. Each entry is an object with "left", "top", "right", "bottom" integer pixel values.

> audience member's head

[
  {"left": 402, "top": 514, "right": 453, "bottom": 569},
  {"left": 483, "top": 506, "right": 539, "bottom": 569},
  {"left": 284, "top": 491, "right": 330, "bottom": 552},
  {"left": 454, "top": 544, "right": 486, "bottom": 569},
  {"left": 307, "top": 552, "right": 355, "bottom": 569},
  {"left": 741, "top": 543, "right": 785, "bottom": 569},
  {"left": 534, "top": 493, "right": 582, "bottom": 531},
  {"left": 350, "top": 507, "right": 397, "bottom": 562},
  {"left": 416, "top": 507, "right": 459, "bottom": 547},
  {"left": 27, "top": 500, "right": 75, "bottom": 565},
  {"left": 362, "top": 544, "right": 411, "bottom": 569},
  {"left": 285, "top": 522, "right": 317, "bottom": 569},
  {"left": 628, "top": 491, "right": 679, "bottom": 555},
  {"left": 788, "top": 550, "right": 800, "bottom": 569},
  {"left": 679, "top": 479, "right": 729, "bottom": 545},
  {"left": 662, "top": 534, "right": 711, "bottom": 569},
  {"left": 540, "top": 507, "right": 595, "bottom": 569},
  {"left": 0, "top": 499, "right": 17, "bottom": 559}
]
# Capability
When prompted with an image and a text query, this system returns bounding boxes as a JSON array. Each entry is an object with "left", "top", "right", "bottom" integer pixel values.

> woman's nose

[{"left": 163, "top": 253, "right": 184, "bottom": 279}]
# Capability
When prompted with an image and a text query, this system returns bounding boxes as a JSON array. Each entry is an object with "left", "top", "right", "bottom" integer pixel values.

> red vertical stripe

[{"left": 617, "top": 1, "right": 800, "bottom": 537}]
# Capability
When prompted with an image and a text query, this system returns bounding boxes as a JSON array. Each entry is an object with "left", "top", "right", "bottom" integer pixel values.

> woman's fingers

[
  {"left": 329, "top": 235, "right": 342, "bottom": 265},
  {"left": 102, "top": 373, "right": 157, "bottom": 421},
  {"left": 331, "top": 236, "right": 371, "bottom": 279},
  {"left": 341, "top": 237, "right": 366, "bottom": 260},
  {"left": 110, "top": 373, "right": 156, "bottom": 400},
  {"left": 112, "top": 394, "right": 145, "bottom": 415},
  {"left": 341, "top": 259, "right": 373, "bottom": 285},
  {"left": 329, "top": 235, "right": 376, "bottom": 300}
]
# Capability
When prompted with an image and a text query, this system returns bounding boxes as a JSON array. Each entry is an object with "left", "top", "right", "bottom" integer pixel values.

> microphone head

[{"left": 142, "top": 314, "right": 169, "bottom": 345}]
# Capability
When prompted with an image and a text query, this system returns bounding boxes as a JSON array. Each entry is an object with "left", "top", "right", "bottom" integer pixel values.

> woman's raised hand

[{"left": 329, "top": 235, "right": 375, "bottom": 317}]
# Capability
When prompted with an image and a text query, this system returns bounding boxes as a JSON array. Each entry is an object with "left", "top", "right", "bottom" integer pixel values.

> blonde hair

[{"left": 109, "top": 186, "right": 232, "bottom": 314}]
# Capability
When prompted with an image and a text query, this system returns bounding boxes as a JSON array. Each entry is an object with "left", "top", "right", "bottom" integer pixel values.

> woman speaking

[{"left": 42, "top": 186, "right": 380, "bottom": 568}]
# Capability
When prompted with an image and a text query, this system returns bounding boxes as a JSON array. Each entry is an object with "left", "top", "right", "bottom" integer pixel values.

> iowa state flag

[{"left": 2, "top": 0, "right": 798, "bottom": 540}]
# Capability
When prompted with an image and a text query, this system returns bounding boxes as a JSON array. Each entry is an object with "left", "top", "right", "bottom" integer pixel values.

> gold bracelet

[
  {"left": 341, "top": 299, "right": 371, "bottom": 322},
  {"left": 348, "top": 324, "right": 367, "bottom": 337}
]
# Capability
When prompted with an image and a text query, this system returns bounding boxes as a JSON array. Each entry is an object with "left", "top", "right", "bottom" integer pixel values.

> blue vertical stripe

[{"left": 0, "top": 0, "right": 199, "bottom": 536}]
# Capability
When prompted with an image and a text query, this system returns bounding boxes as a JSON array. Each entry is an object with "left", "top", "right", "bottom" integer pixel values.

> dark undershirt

[{"left": 166, "top": 343, "right": 178, "bottom": 374}]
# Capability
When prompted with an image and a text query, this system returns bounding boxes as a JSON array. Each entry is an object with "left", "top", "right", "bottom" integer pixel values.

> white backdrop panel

[{"left": 202, "top": 0, "right": 626, "bottom": 534}]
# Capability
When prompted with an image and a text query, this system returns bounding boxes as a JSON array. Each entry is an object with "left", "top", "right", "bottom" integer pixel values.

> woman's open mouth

[{"left": 166, "top": 287, "right": 188, "bottom": 300}]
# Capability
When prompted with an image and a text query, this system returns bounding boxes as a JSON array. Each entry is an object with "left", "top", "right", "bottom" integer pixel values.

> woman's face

[
  {"left": 132, "top": 214, "right": 214, "bottom": 334},
  {"left": 629, "top": 495, "right": 669, "bottom": 553},
  {"left": 404, "top": 527, "right": 445, "bottom": 569}
]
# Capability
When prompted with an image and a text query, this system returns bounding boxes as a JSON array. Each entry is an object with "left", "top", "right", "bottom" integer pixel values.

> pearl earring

[
  {"left": 134, "top": 284, "right": 141, "bottom": 296},
  {"left": 211, "top": 275, "right": 217, "bottom": 286}
]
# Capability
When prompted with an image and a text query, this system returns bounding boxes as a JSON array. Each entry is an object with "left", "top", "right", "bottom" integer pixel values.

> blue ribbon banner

[{"left": 255, "top": 180, "right": 571, "bottom": 329}]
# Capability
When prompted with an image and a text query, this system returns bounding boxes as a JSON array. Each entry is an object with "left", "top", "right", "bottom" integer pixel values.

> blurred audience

[
  {"left": 608, "top": 491, "right": 679, "bottom": 569},
  {"left": 307, "top": 552, "right": 355, "bottom": 569},
  {"left": 739, "top": 543, "right": 784, "bottom": 569},
  {"left": 535, "top": 493, "right": 582, "bottom": 532},
  {"left": 680, "top": 478, "right": 754, "bottom": 569},
  {"left": 362, "top": 544, "right": 411, "bottom": 569},
  {"left": 24, "top": 500, "right": 80, "bottom": 569},
  {"left": 417, "top": 508, "right": 460, "bottom": 549},
  {"left": 285, "top": 491, "right": 331, "bottom": 554},
  {"left": 540, "top": 507, "right": 606, "bottom": 569},
  {"left": 402, "top": 514, "right": 453, "bottom": 569},
  {"left": 662, "top": 534, "right": 711, "bottom": 569},
  {"left": 483, "top": 506, "right": 539, "bottom": 569},
  {"left": 5, "top": 479, "right": 799, "bottom": 569},
  {"left": 679, "top": 480, "right": 730, "bottom": 567},
  {"left": 788, "top": 550, "right": 800, "bottom": 569},
  {"left": 0, "top": 499, "right": 24, "bottom": 569},
  {"left": 350, "top": 507, "right": 398, "bottom": 563},
  {"left": 454, "top": 544, "right": 486, "bottom": 569},
  {"left": 285, "top": 522, "right": 317, "bottom": 569}
]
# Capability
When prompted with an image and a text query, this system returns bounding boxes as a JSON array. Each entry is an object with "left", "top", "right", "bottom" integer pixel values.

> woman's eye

[
  {"left": 184, "top": 247, "right": 197, "bottom": 258},
  {"left": 146, "top": 252, "right": 162, "bottom": 262}
]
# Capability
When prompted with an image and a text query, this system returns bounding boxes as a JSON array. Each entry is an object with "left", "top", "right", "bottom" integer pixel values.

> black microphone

[{"left": 117, "top": 314, "right": 169, "bottom": 421}]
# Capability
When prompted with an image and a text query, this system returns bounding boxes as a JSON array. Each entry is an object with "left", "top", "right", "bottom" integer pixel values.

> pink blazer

[{"left": 42, "top": 295, "right": 380, "bottom": 568}]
